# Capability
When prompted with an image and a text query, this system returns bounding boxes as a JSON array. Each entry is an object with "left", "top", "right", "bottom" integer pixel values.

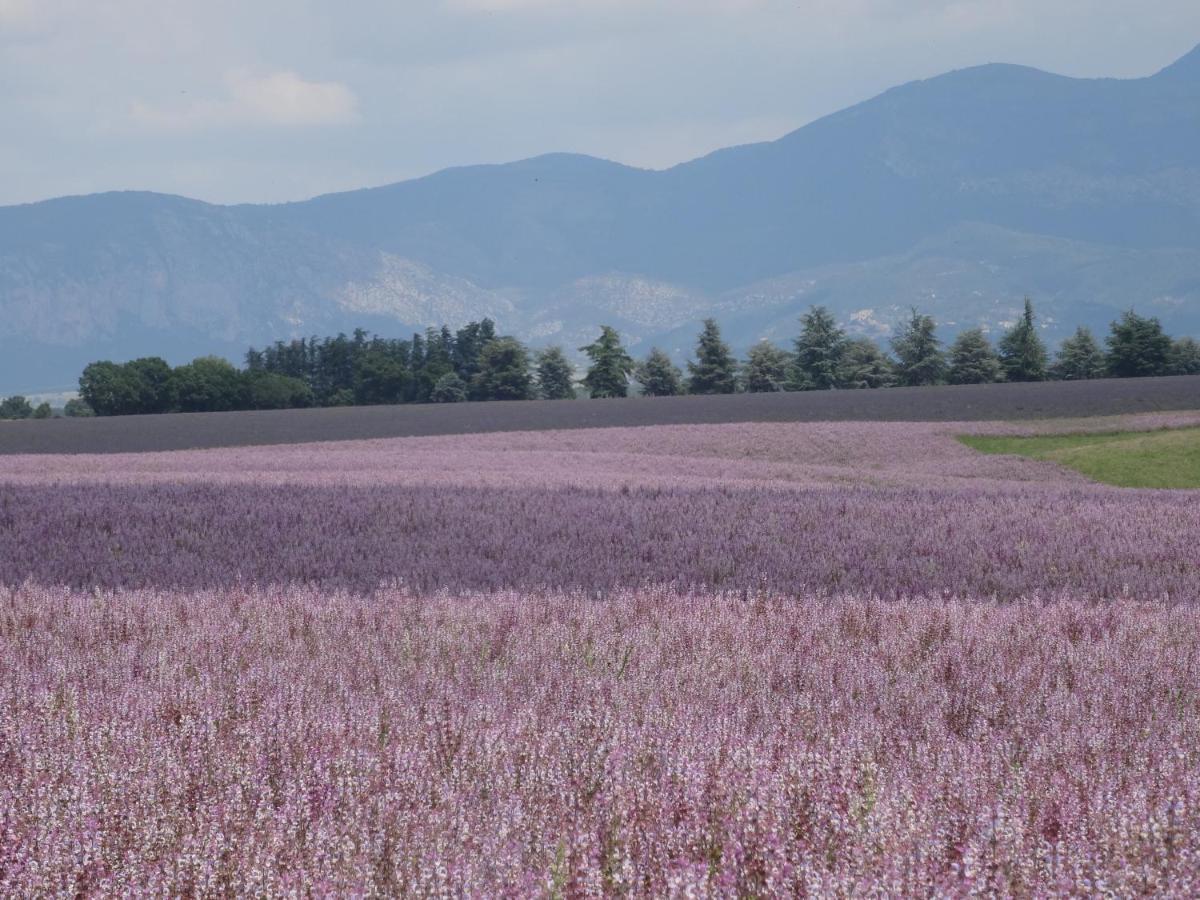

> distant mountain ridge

[{"left": 3, "top": 44, "right": 1200, "bottom": 393}]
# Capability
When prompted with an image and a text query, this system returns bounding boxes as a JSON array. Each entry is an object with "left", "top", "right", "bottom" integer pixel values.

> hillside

[{"left": 3, "top": 45, "right": 1200, "bottom": 392}]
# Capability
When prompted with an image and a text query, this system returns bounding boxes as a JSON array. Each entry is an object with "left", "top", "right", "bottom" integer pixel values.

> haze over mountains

[{"left": 3, "top": 44, "right": 1200, "bottom": 394}]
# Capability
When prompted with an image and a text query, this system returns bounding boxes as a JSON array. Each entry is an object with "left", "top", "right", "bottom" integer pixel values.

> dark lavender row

[
  {"left": 5, "top": 481, "right": 1198, "bottom": 600},
  {"left": 4, "top": 374, "right": 1199, "bottom": 455}
]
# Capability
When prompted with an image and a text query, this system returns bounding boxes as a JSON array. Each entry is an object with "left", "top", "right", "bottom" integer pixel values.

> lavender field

[{"left": 3, "top": 415, "right": 1200, "bottom": 895}]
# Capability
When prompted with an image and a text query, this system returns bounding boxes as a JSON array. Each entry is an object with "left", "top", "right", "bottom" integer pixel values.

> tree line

[{"left": 64, "top": 303, "right": 1200, "bottom": 417}]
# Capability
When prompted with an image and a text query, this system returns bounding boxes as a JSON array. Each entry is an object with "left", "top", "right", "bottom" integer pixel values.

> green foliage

[
  {"left": 354, "top": 348, "right": 407, "bottom": 405},
  {"left": 837, "top": 338, "right": 896, "bottom": 389},
  {"left": 741, "top": 340, "right": 792, "bottom": 393},
  {"left": 997, "top": 298, "right": 1048, "bottom": 382},
  {"left": 126, "top": 357, "right": 177, "bottom": 414},
  {"left": 636, "top": 348, "right": 685, "bottom": 397},
  {"left": 960, "top": 428, "right": 1200, "bottom": 489},
  {"left": 1106, "top": 310, "right": 1172, "bottom": 378},
  {"left": 63, "top": 398, "right": 95, "bottom": 418},
  {"left": 1167, "top": 337, "right": 1200, "bottom": 376},
  {"left": 534, "top": 346, "right": 576, "bottom": 400},
  {"left": 246, "top": 372, "right": 313, "bottom": 410},
  {"left": 0, "top": 395, "right": 34, "bottom": 419},
  {"left": 452, "top": 319, "right": 497, "bottom": 384},
  {"left": 686, "top": 319, "right": 737, "bottom": 395},
  {"left": 79, "top": 361, "right": 146, "bottom": 416},
  {"left": 1051, "top": 327, "right": 1107, "bottom": 380},
  {"left": 891, "top": 310, "right": 946, "bottom": 387},
  {"left": 32, "top": 402, "right": 52, "bottom": 419},
  {"left": 471, "top": 338, "right": 533, "bottom": 401},
  {"left": 172, "top": 357, "right": 246, "bottom": 413},
  {"left": 947, "top": 328, "right": 1004, "bottom": 385},
  {"left": 791, "top": 306, "right": 846, "bottom": 390},
  {"left": 430, "top": 372, "right": 468, "bottom": 403},
  {"left": 580, "top": 326, "right": 635, "bottom": 399}
]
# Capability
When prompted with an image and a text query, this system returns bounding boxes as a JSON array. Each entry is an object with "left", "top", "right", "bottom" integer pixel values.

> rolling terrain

[{"left": 4, "top": 45, "right": 1200, "bottom": 393}]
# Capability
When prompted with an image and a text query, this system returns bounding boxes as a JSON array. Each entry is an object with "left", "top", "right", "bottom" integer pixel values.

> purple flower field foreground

[
  {"left": 3, "top": 586, "right": 1199, "bottom": 897},
  {"left": 4, "top": 416, "right": 1200, "bottom": 894}
]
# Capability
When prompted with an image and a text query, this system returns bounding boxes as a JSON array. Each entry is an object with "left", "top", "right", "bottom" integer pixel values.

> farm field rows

[
  {"left": 2, "top": 373, "right": 1200, "bottom": 455},
  {"left": 3, "top": 413, "right": 1200, "bottom": 895}
]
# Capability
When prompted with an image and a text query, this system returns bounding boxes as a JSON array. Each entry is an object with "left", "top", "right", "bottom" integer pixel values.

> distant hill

[{"left": 3, "top": 45, "right": 1200, "bottom": 393}]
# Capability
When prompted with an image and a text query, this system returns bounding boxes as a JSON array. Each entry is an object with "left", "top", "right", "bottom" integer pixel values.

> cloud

[
  {"left": 130, "top": 70, "right": 359, "bottom": 133},
  {"left": 0, "top": 0, "right": 34, "bottom": 27}
]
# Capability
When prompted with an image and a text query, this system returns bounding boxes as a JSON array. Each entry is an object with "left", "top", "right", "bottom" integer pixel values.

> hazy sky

[{"left": 2, "top": 0, "right": 1199, "bottom": 206}]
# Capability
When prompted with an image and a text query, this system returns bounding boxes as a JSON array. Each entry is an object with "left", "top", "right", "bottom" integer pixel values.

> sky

[{"left": 2, "top": 0, "right": 1199, "bottom": 207}]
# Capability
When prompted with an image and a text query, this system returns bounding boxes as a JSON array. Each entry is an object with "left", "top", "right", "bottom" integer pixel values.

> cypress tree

[
  {"left": 1106, "top": 310, "right": 1172, "bottom": 378},
  {"left": 686, "top": 319, "right": 737, "bottom": 394},
  {"left": 947, "top": 328, "right": 1004, "bottom": 385},
  {"left": 1051, "top": 327, "right": 1107, "bottom": 380},
  {"left": 580, "top": 326, "right": 635, "bottom": 398},
  {"left": 741, "top": 340, "right": 792, "bottom": 393},
  {"left": 791, "top": 306, "right": 846, "bottom": 390},
  {"left": 837, "top": 337, "right": 895, "bottom": 389},
  {"left": 535, "top": 346, "right": 577, "bottom": 400},
  {"left": 1168, "top": 337, "right": 1200, "bottom": 376},
  {"left": 998, "top": 298, "right": 1048, "bottom": 382},
  {"left": 891, "top": 309, "right": 946, "bottom": 386},
  {"left": 636, "top": 348, "right": 685, "bottom": 396}
]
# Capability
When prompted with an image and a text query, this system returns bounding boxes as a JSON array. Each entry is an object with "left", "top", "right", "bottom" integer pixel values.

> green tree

[
  {"left": 636, "top": 348, "right": 684, "bottom": 397},
  {"left": 453, "top": 319, "right": 497, "bottom": 384},
  {"left": 1106, "top": 310, "right": 1172, "bottom": 378},
  {"left": 1051, "top": 327, "right": 1107, "bottom": 380},
  {"left": 471, "top": 337, "right": 533, "bottom": 401},
  {"left": 126, "top": 356, "right": 176, "bottom": 413},
  {"left": 172, "top": 357, "right": 246, "bottom": 413},
  {"left": 534, "top": 346, "right": 576, "bottom": 400},
  {"left": 1167, "top": 336, "right": 1200, "bottom": 376},
  {"left": 63, "top": 398, "right": 95, "bottom": 417},
  {"left": 246, "top": 372, "right": 314, "bottom": 410},
  {"left": 891, "top": 309, "right": 946, "bottom": 387},
  {"left": 0, "top": 395, "right": 33, "bottom": 419},
  {"left": 686, "top": 319, "right": 737, "bottom": 394},
  {"left": 947, "top": 328, "right": 1004, "bottom": 385},
  {"left": 32, "top": 402, "right": 52, "bottom": 419},
  {"left": 79, "top": 361, "right": 144, "bottom": 416},
  {"left": 997, "top": 298, "right": 1048, "bottom": 382},
  {"left": 837, "top": 337, "right": 896, "bottom": 389},
  {"left": 430, "top": 372, "right": 468, "bottom": 403},
  {"left": 791, "top": 306, "right": 846, "bottom": 390},
  {"left": 741, "top": 340, "right": 792, "bottom": 393},
  {"left": 354, "top": 348, "right": 407, "bottom": 405},
  {"left": 580, "top": 326, "right": 635, "bottom": 399}
]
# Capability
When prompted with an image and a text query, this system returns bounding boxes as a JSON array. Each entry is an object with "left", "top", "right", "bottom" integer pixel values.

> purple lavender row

[
  {"left": 2, "top": 586, "right": 1197, "bottom": 896},
  {"left": 3, "top": 480, "right": 1198, "bottom": 600}
]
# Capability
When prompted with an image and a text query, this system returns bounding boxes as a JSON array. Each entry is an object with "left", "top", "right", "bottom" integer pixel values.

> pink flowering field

[{"left": 2, "top": 414, "right": 1200, "bottom": 895}]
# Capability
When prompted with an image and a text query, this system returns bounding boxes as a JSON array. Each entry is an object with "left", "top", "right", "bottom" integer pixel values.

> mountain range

[{"left": 4, "top": 44, "right": 1200, "bottom": 394}]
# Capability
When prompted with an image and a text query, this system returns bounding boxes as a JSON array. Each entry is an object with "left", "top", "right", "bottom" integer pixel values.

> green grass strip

[{"left": 959, "top": 427, "right": 1200, "bottom": 488}]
